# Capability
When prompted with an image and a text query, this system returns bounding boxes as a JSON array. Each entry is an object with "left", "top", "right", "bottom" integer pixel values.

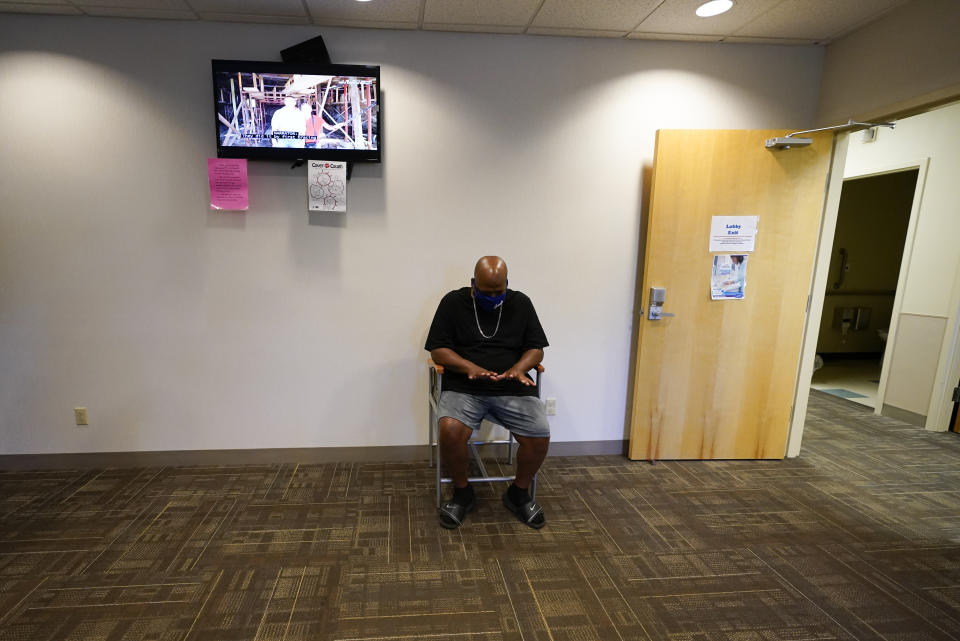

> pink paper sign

[{"left": 207, "top": 158, "right": 248, "bottom": 211}]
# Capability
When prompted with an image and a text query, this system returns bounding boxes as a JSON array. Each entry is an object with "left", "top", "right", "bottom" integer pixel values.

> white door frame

[
  {"left": 787, "top": 132, "right": 931, "bottom": 457},
  {"left": 787, "top": 133, "right": 848, "bottom": 458},
  {"left": 866, "top": 158, "right": 930, "bottom": 415},
  {"left": 928, "top": 262, "right": 960, "bottom": 430}
]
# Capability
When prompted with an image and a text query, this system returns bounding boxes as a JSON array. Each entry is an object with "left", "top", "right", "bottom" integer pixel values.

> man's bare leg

[
  {"left": 437, "top": 417, "right": 476, "bottom": 528},
  {"left": 438, "top": 417, "right": 472, "bottom": 488},
  {"left": 504, "top": 434, "right": 549, "bottom": 529},
  {"left": 513, "top": 434, "right": 549, "bottom": 489}
]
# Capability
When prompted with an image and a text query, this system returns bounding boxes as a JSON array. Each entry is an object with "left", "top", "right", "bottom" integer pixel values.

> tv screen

[{"left": 212, "top": 59, "right": 381, "bottom": 163}]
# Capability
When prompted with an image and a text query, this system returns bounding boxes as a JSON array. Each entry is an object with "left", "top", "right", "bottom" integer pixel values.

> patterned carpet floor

[{"left": 2, "top": 390, "right": 960, "bottom": 640}]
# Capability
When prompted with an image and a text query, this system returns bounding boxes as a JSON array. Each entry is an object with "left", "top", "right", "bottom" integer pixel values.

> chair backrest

[{"left": 429, "top": 363, "right": 443, "bottom": 404}]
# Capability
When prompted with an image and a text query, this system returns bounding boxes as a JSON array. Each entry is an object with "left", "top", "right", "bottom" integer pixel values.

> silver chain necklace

[{"left": 472, "top": 296, "right": 503, "bottom": 339}]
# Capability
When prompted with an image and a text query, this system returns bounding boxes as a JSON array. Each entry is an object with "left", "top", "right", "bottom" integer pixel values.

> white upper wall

[
  {"left": 843, "top": 102, "right": 960, "bottom": 318},
  {"left": 842, "top": 101, "right": 960, "bottom": 423},
  {"left": 817, "top": 0, "right": 960, "bottom": 125},
  {"left": 0, "top": 15, "right": 823, "bottom": 454}
]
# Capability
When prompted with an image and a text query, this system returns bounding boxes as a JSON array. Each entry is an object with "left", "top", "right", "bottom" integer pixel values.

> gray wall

[
  {"left": 0, "top": 15, "right": 824, "bottom": 454},
  {"left": 817, "top": 0, "right": 960, "bottom": 124}
]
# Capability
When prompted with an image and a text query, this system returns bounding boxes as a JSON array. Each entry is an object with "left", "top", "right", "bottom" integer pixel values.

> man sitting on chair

[{"left": 425, "top": 256, "right": 550, "bottom": 529}]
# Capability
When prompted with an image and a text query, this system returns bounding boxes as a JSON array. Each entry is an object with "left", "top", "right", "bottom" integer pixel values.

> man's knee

[
  {"left": 439, "top": 417, "right": 473, "bottom": 442},
  {"left": 514, "top": 434, "right": 550, "bottom": 450}
]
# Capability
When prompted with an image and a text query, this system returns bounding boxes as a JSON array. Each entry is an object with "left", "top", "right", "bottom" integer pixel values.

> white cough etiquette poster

[{"left": 308, "top": 160, "right": 347, "bottom": 212}]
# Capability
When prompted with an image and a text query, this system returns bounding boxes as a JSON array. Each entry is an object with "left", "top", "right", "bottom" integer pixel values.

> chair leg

[
  {"left": 507, "top": 431, "right": 514, "bottom": 465},
  {"left": 428, "top": 402, "right": 435, "bottom": 469},
  {"left": 469, "top": 441, "right": 489, "bottom": 479}
]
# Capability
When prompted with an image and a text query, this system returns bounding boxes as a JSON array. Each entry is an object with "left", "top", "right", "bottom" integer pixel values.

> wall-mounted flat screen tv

[{"left": 212, "top": 59, "right": 381, "bottom": 163}]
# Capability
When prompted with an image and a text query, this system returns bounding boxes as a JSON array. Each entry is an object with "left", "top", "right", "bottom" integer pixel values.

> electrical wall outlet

[
  {"left": 74, "top": 407, "right": 88, "bottom": 426},
  {"left": 544, "top": 397, "right": 557, "bottom": 415}
]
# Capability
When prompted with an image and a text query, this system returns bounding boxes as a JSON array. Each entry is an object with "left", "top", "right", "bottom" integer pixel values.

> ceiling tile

[
  {"left": 526, "top": 26, "right": 627, "bottom": 38},
  {"left": 0, "top": 0, "right": 923, "bottom": 46},
  {"left": 531, "top": 0, "right": 661, "bottom": 31},
  {"left": 189, "top": 0, "right": 306, "bottom": 17},
  {"left": 637, "top": 0, "right": 771, "bottom": 35},
  {"left": 307, "top": 17, "right": 418, "bottom": 30},
  {"left": 70, "top": 0, "right": 190, "bottom": 9},
  {"left": 627, "top": 31, "right": 722, "bottom": 42},
  {"left": 81, "top": 6, "right": 197, "bottom": 19},
  {"left": 723, "top": 35, "right": 818, "bottom": 46},
  {"left": 0, "top": 2, "right": 80, "bottom": 13},
  {"left": 734, "top": 0, "right": 905, "bottom": 42},
  {"left": 423, "top": 23, "right": 525, "bottom": 34},
  {"left": 423, "top": 0, "right": 539, "bottom": 27},
  {"left": 304, "top": 0, "right": 421, "bottom": 23},
  {"left": 197, "top": 11, "right": 309, "bottom": 23}
]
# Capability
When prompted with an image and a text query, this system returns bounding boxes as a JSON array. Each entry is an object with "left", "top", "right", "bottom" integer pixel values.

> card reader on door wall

[{"left": 648, "top": 287, "right": 675, "bottom": 320}]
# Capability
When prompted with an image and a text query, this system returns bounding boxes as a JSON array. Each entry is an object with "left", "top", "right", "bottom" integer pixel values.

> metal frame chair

[{"left": 428, "top": 359, "right": 543, "bottom": 507}]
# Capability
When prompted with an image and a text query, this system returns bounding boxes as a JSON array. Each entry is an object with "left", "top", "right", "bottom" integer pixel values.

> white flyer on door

[
  {"left": 710, "top": 216, "right": 758, "bottom": 252},
  {"left": 308, "top": 160, "right": 347, "bottom": 212}
]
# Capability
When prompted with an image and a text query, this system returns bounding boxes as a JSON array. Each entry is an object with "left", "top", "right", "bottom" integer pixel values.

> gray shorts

[{"left": 438, "top": 391, "right": 550, "bottom": 438}]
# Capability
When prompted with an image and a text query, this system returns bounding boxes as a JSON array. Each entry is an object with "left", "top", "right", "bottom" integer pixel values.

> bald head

[{"left": 473, "top": 256, "right": 508, "bottom": 296}]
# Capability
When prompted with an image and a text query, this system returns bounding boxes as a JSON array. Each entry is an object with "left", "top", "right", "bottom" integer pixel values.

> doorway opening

[
  {"left": 950, "top": 376, "right": 960, "bottom": 434},
  {"left": 952, "top": 379, "right": 960, "bottom": 433},
  {"left": 810, "top": 169, "right": 919, "bottom": 409}
]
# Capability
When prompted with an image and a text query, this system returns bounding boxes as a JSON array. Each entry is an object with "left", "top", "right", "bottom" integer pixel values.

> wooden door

[{"left": 629, "top": 129, "right": 834, "bottom": 460}]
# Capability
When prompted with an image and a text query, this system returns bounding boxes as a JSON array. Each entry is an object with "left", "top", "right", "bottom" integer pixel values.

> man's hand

[
  {"left": 432, "top": 348, "right": 498, "bottom": 380},
  {"left": 493, "top": 366, "right": 535, "bottom": 386},
  {"left": 466, "top": 363, "right": 498, "bottom": 380}
]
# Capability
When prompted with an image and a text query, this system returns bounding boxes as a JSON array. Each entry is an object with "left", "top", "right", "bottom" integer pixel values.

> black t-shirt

[{"left": 424, "top": 287, "right": 548, "bottom": 397}]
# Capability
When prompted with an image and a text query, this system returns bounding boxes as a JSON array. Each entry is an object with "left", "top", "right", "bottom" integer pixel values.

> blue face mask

[{"left": 472, "top": 278, "right": 507, "bottom": 312}]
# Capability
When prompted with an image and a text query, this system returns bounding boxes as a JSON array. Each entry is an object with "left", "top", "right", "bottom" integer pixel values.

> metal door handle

[
  {"left": 647, "top": 304, "right": 675, "bottom": 320},
  {"left": 833, "top": 248, "right": 848, "bottom": 289}
]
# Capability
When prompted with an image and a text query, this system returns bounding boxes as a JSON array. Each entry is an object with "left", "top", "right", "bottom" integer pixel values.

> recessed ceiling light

[{"left": 696, "top": 0, "right": 733, "bottom": 18}]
